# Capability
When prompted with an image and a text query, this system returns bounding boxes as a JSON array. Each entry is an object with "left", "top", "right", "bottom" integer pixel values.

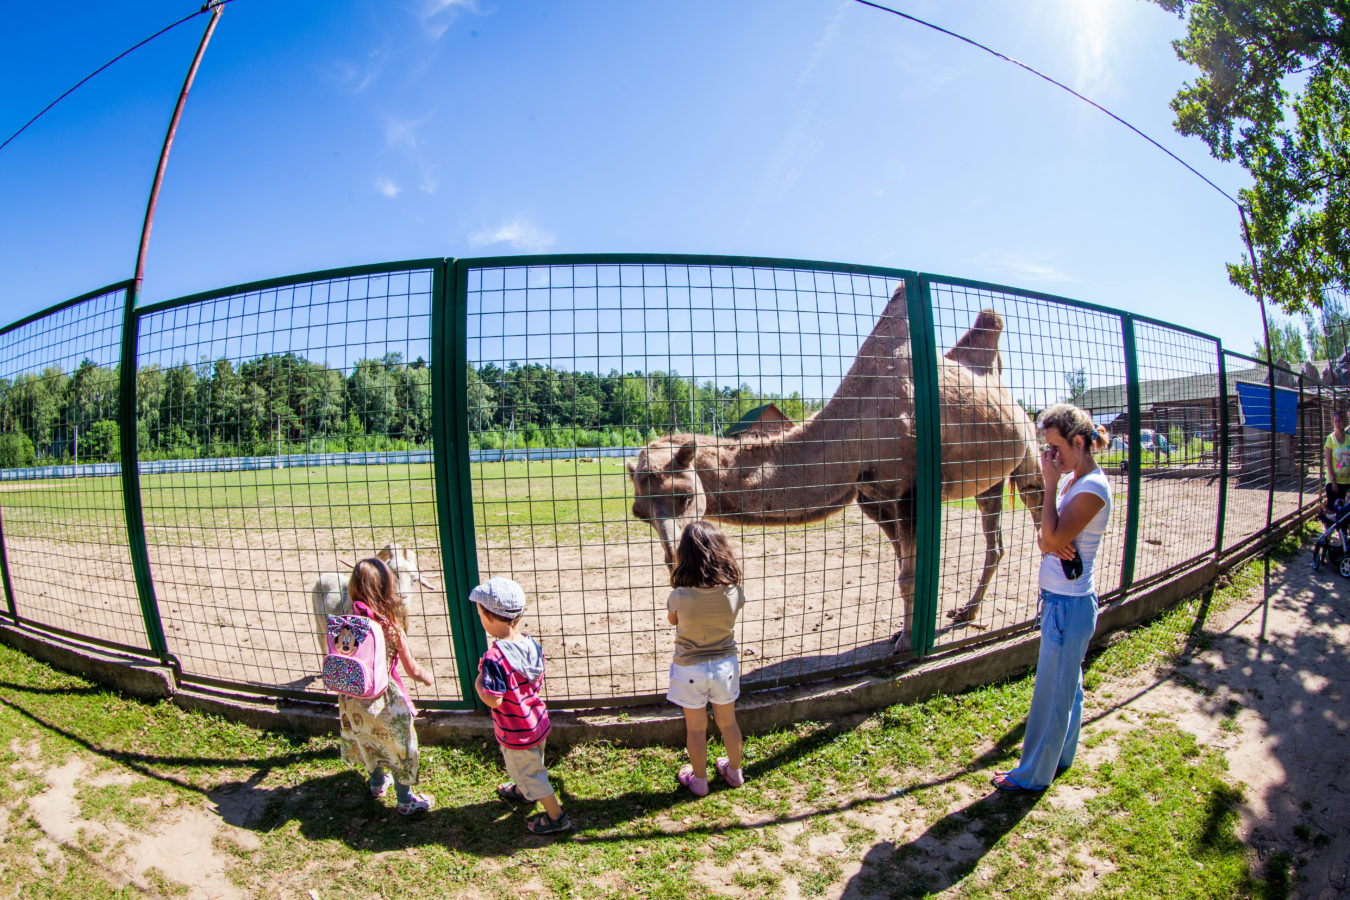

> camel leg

[
  {"left": 857, "top": 490, "right": 917, "bottom": 654},
  {"left": 1010, "top": 450, "right": 1045, "bottom": 531},
  {"left": 949, "top": 481, "right": 1005, "bottom": 624}
]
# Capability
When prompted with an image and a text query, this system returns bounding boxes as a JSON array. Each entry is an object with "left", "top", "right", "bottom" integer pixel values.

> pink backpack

[{"left": 322, "top": 601, "right": 390, "bottom": 699}]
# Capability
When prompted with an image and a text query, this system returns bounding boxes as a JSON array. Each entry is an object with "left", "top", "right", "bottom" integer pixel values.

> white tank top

[{"left": 1038, "top": 467, "right": 1112, "bottom": 596}]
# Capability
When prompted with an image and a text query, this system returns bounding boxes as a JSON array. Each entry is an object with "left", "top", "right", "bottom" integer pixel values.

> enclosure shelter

[
  {"left": 0, "top": 254, "right": 1323, "bottom": 714},
  {"left": 722, "top": 403, "right": 794, "bottom": 437}
]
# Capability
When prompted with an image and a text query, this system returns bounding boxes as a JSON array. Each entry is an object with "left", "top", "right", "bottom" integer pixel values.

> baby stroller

[{"left": 1312, "top": 497, "right": 1350, "bottom": 577}]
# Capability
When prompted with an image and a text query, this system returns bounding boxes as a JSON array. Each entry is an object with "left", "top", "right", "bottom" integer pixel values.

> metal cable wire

[
  {"left": 0, "top": 1, "right": 232, "bottom": 154},
  {"left": 852, "top": 0, "right": 1242, "bottom": 210}
]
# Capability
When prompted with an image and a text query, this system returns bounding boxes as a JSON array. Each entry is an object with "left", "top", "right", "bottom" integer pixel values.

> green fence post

[
  {"left": 1120, "top": 315, "right": 1141, "bottom": 590},
  {"left": 905, "top": 275, "right": 942, "bottom": 655},
  {"left": 118, "top": 285, "right": 169, "bottom": 660},
  {"left": 0, "top": 508, "right": 17, "bottom": 622},
  {"left": 1298, "top": 373, "right": 1305, "bottom": 512},
  {"left": 1215, "top": 350, "right": 1229, "bottom": 556},
  {"left": 1265, "top": 363, "right": 1277, "bottom": 532},
  {"left": 431, "top": 259, "right": 487, "bottom": 708}
]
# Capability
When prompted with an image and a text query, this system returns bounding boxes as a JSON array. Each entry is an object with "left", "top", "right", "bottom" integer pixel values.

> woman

[{"left": 992, "top": 403, "right": 1111, "bottom": 792}]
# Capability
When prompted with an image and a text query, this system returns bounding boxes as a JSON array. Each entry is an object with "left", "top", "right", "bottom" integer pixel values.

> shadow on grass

[
  {"left": 244, "top": 708, "right": 1033, "bottom": 858},
  {"left": 840, "top": 790, "right": 1040, "bottom": 897},
  {"left": 0, "top": 687, "right": 330, "bottom": 795}
]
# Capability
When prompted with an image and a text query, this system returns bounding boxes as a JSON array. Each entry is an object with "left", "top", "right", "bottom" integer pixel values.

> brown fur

[{"left": 627, "top": 287, "right": 1043, "bottom": 647}]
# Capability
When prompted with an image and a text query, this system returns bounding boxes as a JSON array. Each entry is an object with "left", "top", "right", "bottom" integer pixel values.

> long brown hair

[
  {"left": 348, "top": 557, "right": 408, "bottom": 650},
  {"left": 670, "top": 520, "right": 742, "bottom": 588}
]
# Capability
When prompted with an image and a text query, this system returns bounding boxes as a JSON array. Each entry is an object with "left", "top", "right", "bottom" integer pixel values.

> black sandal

[
  {"left": 496, "top": 782, "right": 530, "bottom": 804},
  {"left": 526, "top": 811, "right": 572, "bottom": 835}
]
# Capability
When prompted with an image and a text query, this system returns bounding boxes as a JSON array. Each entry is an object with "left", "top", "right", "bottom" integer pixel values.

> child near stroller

[{"left": 1312, "top": 497, "right": 1350, "bottom": 578}]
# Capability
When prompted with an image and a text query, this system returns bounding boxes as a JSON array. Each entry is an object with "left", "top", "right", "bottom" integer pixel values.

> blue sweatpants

[{"left": 1006, "top": 589, "right": 1097, "bottom": 790}]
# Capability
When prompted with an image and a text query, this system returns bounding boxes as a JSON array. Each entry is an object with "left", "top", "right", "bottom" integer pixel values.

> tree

[
  {"left": 1251, "top": 313, "right": 1308, "bottom": 363},
  {"left": 0, "top": 431, "right": 35, "bottom": 468},
  {"left": 1155, "top": 1, "right": 1350, "bottom": 312},
  {"left": 1305, "top": 288, "right": 1350, "bottom": 361},
  {"left": 1064, "top": 367, "right": 1087, "bottom": 404}
]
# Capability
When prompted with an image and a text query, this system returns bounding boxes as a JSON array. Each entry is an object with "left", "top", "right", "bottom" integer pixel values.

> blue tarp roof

[{"left": 1234, "top": 382, "right": 1298, "bottom": 435}]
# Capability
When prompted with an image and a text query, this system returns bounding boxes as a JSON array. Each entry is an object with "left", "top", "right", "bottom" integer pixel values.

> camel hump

[{"left": 944, "top": 308, "right": 1004, "bottom": 376}]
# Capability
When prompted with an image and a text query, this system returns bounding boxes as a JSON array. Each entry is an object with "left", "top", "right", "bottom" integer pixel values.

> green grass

[{"left": 0, "top": 533, "right": 1308, "bottom": 898}]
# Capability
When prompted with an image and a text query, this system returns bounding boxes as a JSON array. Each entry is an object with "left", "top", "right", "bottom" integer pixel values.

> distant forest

[{"left": 0, "top": 353, "right": 822, "bottom": 467}]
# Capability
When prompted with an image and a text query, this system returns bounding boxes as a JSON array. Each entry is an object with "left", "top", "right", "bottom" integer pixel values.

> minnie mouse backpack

[{"left": 322, "top": 602, "right": 389, "bottom": 699}]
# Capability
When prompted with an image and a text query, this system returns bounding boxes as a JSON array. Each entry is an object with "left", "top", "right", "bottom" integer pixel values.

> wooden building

[{"left": 724, "top": 403, "right": 794, "bottom": 437}]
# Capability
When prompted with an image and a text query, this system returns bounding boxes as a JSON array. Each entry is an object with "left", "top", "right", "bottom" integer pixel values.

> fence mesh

[
  {"left": 0, "top": 258, "right": 1324, "bottom": 710},
  {"left": 0, "top": 287, "right": 146, "bottom": 651},
  {"left": 927, "top": 282, "right": 1128, "bottom": 648},
  {"left": 465, "top": 261, "right": 916, "bottom": 705},
  {"left": 1130, "top": 321, "right": 1223, "bottom": 582},
  {"left": 131, "top": 266, "right": 463, "bottom": 703},
  {"left": 1222, "top": 354, "right": 1279, "bottom": 550}
]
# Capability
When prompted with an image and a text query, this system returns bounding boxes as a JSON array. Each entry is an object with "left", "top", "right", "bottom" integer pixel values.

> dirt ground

[
  {"left": 0, "top": 470, "right": 1315, "bottom": 708},
  {"left": 10, "top": 533, "right": 1347, "bottom": 897}
]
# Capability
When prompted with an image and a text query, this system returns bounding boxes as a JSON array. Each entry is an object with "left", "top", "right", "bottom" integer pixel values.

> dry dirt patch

[{"left": 22, "top": 754, "right": 247, "bottom": 899}]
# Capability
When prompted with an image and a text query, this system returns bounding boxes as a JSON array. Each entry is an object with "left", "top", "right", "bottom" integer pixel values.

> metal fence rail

[
  {"left": 128, "top": 261, "right": 470, "bottom": 707},
  {"left": 0, "top": 283, "right": 147, "bottom": 654},
  {"left": 0, "top": 254, "right": 1327, "bottom": 713}
]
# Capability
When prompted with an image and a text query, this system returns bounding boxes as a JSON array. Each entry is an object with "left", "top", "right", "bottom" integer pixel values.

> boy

[{"left": 470, "top": 576, "right": 571, "bottom": 835}]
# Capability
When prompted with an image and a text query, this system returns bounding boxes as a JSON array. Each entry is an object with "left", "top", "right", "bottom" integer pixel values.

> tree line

[{"left": 0, "top": 353, "right": 821, "bottom": 467}]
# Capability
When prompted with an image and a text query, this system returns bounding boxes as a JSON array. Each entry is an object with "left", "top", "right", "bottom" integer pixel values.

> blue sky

[{"left": 0, "top": 0, "right": 1269, "bottom": 366}]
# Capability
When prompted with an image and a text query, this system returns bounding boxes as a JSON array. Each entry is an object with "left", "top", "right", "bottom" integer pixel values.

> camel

[{"left": 627, "top": 285, "right": 1043, "bottom": 649}]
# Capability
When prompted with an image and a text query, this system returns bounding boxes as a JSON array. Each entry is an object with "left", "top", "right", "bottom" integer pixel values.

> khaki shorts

[{"left": 500, "top": 741, "right": 554, "bottom": 802}]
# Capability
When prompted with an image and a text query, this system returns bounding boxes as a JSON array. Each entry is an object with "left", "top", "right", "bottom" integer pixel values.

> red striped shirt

[{"left": 480, "top": 642, "right": 551, "bottom": 747}]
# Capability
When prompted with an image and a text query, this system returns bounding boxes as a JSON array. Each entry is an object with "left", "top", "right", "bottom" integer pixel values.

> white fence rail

[{"left": 0, "top": 446, "right": 638, "bottom": 481}]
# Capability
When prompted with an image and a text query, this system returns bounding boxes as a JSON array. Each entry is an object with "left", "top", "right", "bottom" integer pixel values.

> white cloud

[
  {"left": 417, "top": 0, "right": 478, "bottom": 40},
  {"left": 468, "top": 220, "right": 556, "bottom": 253},
  {"left": 993, "top": 254, "right": 1076, "bottom": 284},
  {"left": 323, "top": 41, "right": 390, "bottom": 93},
  {"left": 375, "top": 176, "right": 401, "bottom": 198},
  {"left": 383, "top": 114, "right": 440, "bottom": 195},
  {"left": 798, "top": 1, "right": 848, "bottom": 90}
]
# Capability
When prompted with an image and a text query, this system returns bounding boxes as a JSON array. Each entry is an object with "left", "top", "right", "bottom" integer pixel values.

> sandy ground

[
  {"left": 9, "top": 534, "right": 1347, "bottom": 897},
  {"left": 0, "top": 471, "right": 1315, "bottom": 708}
]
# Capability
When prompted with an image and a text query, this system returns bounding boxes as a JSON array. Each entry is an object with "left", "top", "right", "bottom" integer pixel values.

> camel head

[{"left": 627, "top": 436, "right": 707, "bottom": 568}]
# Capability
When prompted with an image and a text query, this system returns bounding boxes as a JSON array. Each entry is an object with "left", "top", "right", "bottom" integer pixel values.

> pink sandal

[
  {"left": 677, "top": 764, "right": 709, "bottom": 797},
  {"left": 715, "top": 757, "right": 745, "bottom": 788}
]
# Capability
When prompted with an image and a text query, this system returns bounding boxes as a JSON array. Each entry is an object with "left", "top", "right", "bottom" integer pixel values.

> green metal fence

[{"left": 0, "top": 255, "right": 1325, "bottom": 711}]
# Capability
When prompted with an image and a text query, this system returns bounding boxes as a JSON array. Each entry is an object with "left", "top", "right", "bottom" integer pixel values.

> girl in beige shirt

[{"left": 666, "top": 520, "right": 747, "bottom": 796}]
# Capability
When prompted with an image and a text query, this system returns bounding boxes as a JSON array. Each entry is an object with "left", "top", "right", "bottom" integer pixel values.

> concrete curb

[
  {"left": 0, "top": 620, "right": 175, "bottom": 701},
  {"left": 0, "top": 511, "right": 1311, "bottom": 749}
]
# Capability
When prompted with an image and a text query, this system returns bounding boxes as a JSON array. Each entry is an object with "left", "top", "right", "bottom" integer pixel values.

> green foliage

[
  {"left": 1304, "top": 289, "right": 1350, "bottom": 361},
  {"left": 1064, "top": 367, "right": 1087, "bottom": 404},
  {"left": 1155, "top": 0, "right": 1350, "bottom": 311},
  {"left": 2, "top": 349, "right": 806, "bottom": 467},
  {"left": 1252, "top": 313, "right": 1309, "bottom": 364},
  {"left": 0, "top": 431, "right": 35, "bottom": 468},
  {"left": 78, "top": 419, "right": 119, "bottom": 463}
]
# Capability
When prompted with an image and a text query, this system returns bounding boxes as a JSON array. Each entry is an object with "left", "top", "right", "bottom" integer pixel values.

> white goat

[{"left": 311, "top": 543, "right": 435, "bottom": 654}]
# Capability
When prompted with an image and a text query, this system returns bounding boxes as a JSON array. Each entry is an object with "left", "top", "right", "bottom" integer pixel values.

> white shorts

[{"left": 666, "top": 656, "right": 740, "bottom": 709}]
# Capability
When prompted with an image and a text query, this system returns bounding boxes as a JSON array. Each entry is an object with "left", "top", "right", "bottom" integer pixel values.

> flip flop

[
  {"left": 496, "top": 782, "right": 530, "bottom": 805},
  {"left": 990, "top": 772, "right": 1043, "bottom": 793}
]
